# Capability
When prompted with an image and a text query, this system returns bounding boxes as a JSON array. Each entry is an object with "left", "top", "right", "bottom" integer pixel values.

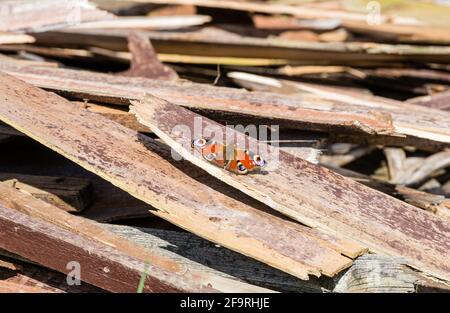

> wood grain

[
  {"left": 0, "top": 72, "right": 358, "bottom": 280},
  {"left": 0, "top": 184, "right": 270, "bottom": 292},
  {"left": 0, "top": 63, "right": 395, "bottom": 137},
  {"left": 131, "top": 94, "right": 450, "bottom": 282}
]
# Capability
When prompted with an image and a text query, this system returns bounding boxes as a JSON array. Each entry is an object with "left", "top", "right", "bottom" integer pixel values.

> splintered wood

[
  {"left": 1, "top": 0, "right": 450, "bottom": 293},
  {"left": 130, "top": 94, "right": 450, "bottom": 282},
  {"left": 0, "top": 72, "right": 362, "bottom": 280}
]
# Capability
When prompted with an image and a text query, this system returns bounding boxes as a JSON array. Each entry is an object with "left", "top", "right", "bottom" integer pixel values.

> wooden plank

[
  {"left": 342, "top": 21, "right": 450, "bottom": 44},
  {"left": 0, "top": 280, "right": 60, "bottom": 293},
  {"left": 102, "top": 224, "right": 328, "bottom": 293},
  {"left": 0, "top": 0, "right": 113, "bottom": 32},
  {"left": 0, "top": 255, "right": 104, "bottom": 293},
  {"left": 0, "top": 204, "right": 196, "bottom": 292},
  {"left": 0, "top": 184, "right": 269, "bottom": 292},
  {"left": 333, "top": 254, "right": 450, "bottom": 293},
  {"left": 120, "top": 32, "right": 178, "bottom": 80},
  {"left": 126, "top": 0, "right": 391, "bottom": 24},
  {"left": 408, "top": 91, "right": 450, "bottom": 111},
  {"left": 34, "top": 28, "right": 450, "bottom": 64},
  {"left": 131, "top": 94, "right": 450, "bottom": 282},
  {"left": 0, "top": 72, "right": 360, "bottom": 280},
  {"left": 0, "top": 33, "right": 35, "bottom": 45},
  {"left": 228, "top": 71, "right": 450, "bottom": 148},
  {"left": 0, "top": 173, "right": 93, "bottom": 213},
  {"left": 0, "top": 63, "right": 395, "bottom": 138},
  {"left": 74, "top": 102, "right": 151, "bottom": 133},
  {"left": 106, "top": 225, "right": 450, "bottom": 293},
  {"left": 327, "top": 165, "right": 450, "bottom": 222},
  {"left": 70, "top": 15, "right": 212, "bottom": 30}
]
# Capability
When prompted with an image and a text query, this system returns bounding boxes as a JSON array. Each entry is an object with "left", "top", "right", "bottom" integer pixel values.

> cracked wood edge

[
  {"left": 131, "top": 94, "right": 450, "bottom": 282},
  {"left": 0, "top": 72, "right": 354, "bottom": 280}
]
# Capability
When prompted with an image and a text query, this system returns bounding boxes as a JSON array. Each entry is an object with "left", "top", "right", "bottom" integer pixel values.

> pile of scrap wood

[{"left": 0, "top": 0, "right": 449, "bottom": 293}]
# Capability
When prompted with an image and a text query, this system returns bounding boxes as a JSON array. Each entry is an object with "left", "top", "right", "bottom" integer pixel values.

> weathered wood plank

[
  {"left": 131, "top": 94, "right": 450, "bottom": 282},
  {"left": 0, "top": 72, "right": 359, "bottom": 280},
  {"left": 0, "top": 204, "right": 193, "bottom": 292},
  {"left": 0, "top": 173, "right": 93, "bottom": 213},
  {"left": 73, "top": 102, "right": 151, "bottom": 133},
  {"left": 0, "top": 185, "right": 269, "bottom": 292},
  {"left": 0, "top": 0, "right": 113, "bottom": 32},
  {"left": 0, "top": 280, "right": 60, "bottom": 293},
  {"left": 0, "top": 63, "right": 395, "bottom": 137},
  {"left": 34, "top": 28, "right": 450, "bottom": 63},
  {"left": 102, "top": 224, "right": 330, "bottom": 293},
  {"left": 0, "top": 255, "right": 104, "bottom": 293},
  {"left": 228, "top": 71, "right": 450, "bottom": 147},
  {"left": 120, "top": 32, "right": 178, "bottom": 80},
  {"left": 127, "top": 0, "right": 369, "bottom": 22},
  {"left": 333, "top": 254, "right": 450, "bottom": 293},
  {"left": 326, "top": 165, "right": 450, "bottom": 222}
]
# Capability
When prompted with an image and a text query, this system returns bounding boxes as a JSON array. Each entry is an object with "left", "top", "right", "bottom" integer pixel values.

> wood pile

[{"left": 0, "top": 0, "right": 449, "bottom": 293}]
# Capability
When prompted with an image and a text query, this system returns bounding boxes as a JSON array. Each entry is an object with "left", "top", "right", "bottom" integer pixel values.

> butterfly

[{"left": 192, "top": 138, "right": 266, "bottom": 174}]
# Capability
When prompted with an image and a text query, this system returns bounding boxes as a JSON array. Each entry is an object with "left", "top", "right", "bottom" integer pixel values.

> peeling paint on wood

[
  {"left": 131, "top": 94, "right": 450, "bottom": 282},
  {"left": 0, "top": 72, "right": 358, "bottom": 280}
]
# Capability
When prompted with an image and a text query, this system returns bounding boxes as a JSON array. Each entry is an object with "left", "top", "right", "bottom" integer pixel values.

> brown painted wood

[
  {"left": 120, "top": 32, "right": 178, "bottom": 80},
  {"left": 229, "top": 71, "right": 450, "bottom": 147},
  {"left": 0, "top": 72, "right": 360, "bottom": 280},
  {"left": 33, "top": 28, "right": 450, "bottom": 64},
  {"left": 0, "top": 63, "right": 395, "bottom": 137},
  {"left": 0, "top": 204, "right": 184, "bottom": 292},
  {"left": 131, "top": 94, "right": 450, "bottom": 282},
  {"left": 0, "top": 255, "right": 104, "bottom": 293},
  {"left": 0, "top": 185, "right": 271, "bottom": 292}
]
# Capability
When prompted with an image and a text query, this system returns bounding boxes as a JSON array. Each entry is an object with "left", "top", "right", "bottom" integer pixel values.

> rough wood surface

[
  {"left": 333, "top": 254, "right": 450, "bottom": 293},
  {"left": 229, "top": 71, "right": 450, "bottom": 147},
  {"left": 0, "top": 255, "right": 104, "bottom": 293},
  {"left": 0, "top": 0, "right": 113, "bottom": 32},
  {"left": 131, "top": 94, "right": 450, "bottom": 282},
  {"left": 409, "top": 91, "right": 450, "bottom": 111},
  {"left": 73, "top": 102, "right": 151, "bottom": 133},
  {"left": 34, "top": 28, "right": 450, "bottom": 64},
  {"left": 120, "top": 32, "right": 178, "bottom": 80},
  {"left": 0, "top": 72, "right": 360, "bottom": 280},
  {"left": 0, "top": 280, "right": 60, "bottom": 293},
  {"left": 103, "top": 224, "right": 331, "bottom": 293},
  {"left": 327, "top": 165, "right": 450, "bottom": 221},
  {"left": 0, "top": 173, "right": 93, "bottom": 213},
  {"left": 0, "top": 204, "right": 198, "bottom": 293},
  {"left": 0, "top": 184, "right": 269, "bottom": 292},
  {"left": 0, "top": 63, "right": 396, "bottom": 138}
]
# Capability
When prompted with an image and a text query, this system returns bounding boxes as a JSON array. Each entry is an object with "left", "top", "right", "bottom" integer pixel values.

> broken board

[{"left": 130, "top": 94, "right": 450, "bottom": 282}]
